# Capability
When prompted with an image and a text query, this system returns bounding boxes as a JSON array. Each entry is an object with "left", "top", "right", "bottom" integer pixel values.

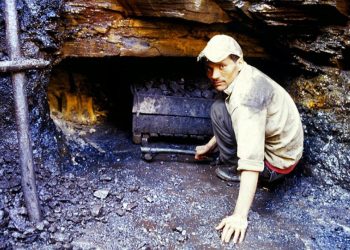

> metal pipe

[
  {"left": 141, "top": 146, "right": 196, "bottom": 155},
  {"left": 4, "top": 0, "right": 42, "bottom": 222},
  {"left": 0, "top": 59, "right": 50, "bottom": 73}
]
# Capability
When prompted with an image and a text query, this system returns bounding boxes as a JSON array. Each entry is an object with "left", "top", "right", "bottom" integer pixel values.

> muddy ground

[{"left": 1, "top": 122, "right": 350, "bottom": 250}]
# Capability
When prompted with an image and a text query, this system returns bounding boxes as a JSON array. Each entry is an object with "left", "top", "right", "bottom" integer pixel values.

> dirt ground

[{"left": 1, "top": 123, "right": 350, "bottom": 250}]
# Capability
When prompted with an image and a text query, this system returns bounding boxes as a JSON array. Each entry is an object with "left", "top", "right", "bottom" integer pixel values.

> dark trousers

[{"left": 210, "top": 99, "right": 285, "bottom": 183}]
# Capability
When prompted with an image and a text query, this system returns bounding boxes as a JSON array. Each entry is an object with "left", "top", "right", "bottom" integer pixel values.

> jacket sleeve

[{"left": 232, "top": 105, "right": 266, "bottom": 172}]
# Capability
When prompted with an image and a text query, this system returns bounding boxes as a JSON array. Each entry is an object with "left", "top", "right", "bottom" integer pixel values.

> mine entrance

[{"left": 48, "top": 57, "right": 215, "bottom": 162}]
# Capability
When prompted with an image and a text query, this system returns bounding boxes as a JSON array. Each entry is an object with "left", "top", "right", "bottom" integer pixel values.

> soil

[{"left": 1, "top": 122, "right": 349, "bottom": 250}]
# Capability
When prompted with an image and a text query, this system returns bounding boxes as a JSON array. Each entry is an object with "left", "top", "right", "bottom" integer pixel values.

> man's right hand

[
  {"left": 195, "top": 144, "right": 210, "bottom": 160},
  {"left": 195, "top": 136, "right": 217, "bottom": 160}
]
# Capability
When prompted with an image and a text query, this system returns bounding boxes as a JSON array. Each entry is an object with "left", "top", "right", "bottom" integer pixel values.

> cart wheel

[{"left": 143, "top": 153, "right": 153, "bottom": 162}]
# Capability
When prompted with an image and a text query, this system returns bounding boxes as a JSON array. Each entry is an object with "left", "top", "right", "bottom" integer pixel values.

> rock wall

[
  {"left": 292, "top": 72, "right": 350, "bottom": 189},
  {"left": 0, "top": 0, "right": 63, "bottom": 173},
  {"left": 62, "top": 0, "right": 349, "bottom": 71},
  {"left": 61, "top": 0, "right": 267, "bottom": 58},
  {"left": 0, "top": 0, "right": 349, "bottom": 189}
]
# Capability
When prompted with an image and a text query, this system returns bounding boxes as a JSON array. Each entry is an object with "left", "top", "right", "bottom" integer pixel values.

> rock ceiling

[{"left": 61, "top": 0, "right": 349, "bottom": 72}]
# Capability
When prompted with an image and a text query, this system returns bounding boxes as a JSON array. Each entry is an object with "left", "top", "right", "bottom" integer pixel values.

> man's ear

[{"left": 237, "top": 57, "right": 244, "bottom": 71}]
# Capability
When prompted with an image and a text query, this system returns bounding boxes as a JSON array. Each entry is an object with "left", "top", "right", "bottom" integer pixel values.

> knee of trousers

[{"left": 210, "top": 99, "right": 227, "bottom": 123}]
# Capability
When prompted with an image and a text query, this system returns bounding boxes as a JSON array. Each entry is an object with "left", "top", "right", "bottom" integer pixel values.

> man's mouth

[{"left": 213, "top": 81, "right": 224, "bottom": 86}]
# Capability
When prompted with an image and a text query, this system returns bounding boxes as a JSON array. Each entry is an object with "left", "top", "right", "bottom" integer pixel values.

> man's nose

[{"left": 211, "top": 67, "right": 220, "bottom": 79}]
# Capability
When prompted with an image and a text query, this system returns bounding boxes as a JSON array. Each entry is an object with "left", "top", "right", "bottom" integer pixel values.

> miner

[{"left": 195, "top": 34, "right": 304, "bottom": 244}]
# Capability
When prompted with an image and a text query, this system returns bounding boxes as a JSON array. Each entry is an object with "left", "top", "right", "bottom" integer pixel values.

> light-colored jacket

[{"left": 224, "top": 62, "right": 304, "bottom": 172}]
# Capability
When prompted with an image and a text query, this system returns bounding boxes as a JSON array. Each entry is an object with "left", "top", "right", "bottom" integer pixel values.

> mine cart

[
  {"left": 132, "top": 88, "right": 216, "bottom": 161},
  {"left": 132, "top": 91, "right": 215, "bottom": 145}
]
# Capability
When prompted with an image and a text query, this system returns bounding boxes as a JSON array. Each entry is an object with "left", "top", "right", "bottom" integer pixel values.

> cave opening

[{"left": 47, "top": 57, "right": 212, "bottom": 157}]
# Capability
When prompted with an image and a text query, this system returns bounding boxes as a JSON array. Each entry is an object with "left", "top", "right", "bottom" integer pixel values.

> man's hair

[
  {"left": 199, "top": 54, "right": 240, "bottom": 64},
  {"left": 229, "top": 54, "right": 240, "bottom": 63}
]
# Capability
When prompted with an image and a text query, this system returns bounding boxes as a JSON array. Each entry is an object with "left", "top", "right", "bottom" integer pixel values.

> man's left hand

[{"left": 215, "top": 214, "right": 248, "bottom": 244}]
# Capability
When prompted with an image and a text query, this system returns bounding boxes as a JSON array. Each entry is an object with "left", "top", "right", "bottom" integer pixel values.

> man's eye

[{"left": 219, "top": 65, "right": 226, "bottom": 70}]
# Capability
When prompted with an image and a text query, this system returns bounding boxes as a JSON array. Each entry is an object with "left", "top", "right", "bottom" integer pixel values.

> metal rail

[
  {"left": 3, "top": 0, "right": 50, "bottom": 222},
  {"left": 141, "top": 146, "right": 197, "bottom": 161},
  {"left": 141, "top": 146, "right": 196, "bottom": 155}
]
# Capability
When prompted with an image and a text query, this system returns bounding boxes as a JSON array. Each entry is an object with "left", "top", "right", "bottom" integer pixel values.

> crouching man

[{"left": 195, "top": 35, "right": 304, "bottom": 244}]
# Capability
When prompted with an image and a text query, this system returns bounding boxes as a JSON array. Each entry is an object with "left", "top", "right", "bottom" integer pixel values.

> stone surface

[
  {"left": 0, "top": 1, "right": 350, "bottom": 248},
  {"left": 1, "top": 137, "right": 350, "bottom": 249},
  {"left": 93, "top": 189, "right": 110, "bottom": 200},
  {"left": 61, "top": 0, "right": 267, "bottom": 58},
  {"left": 0, "top": 0, "right": 63, "bottom": 174},
  {"left": 118, "top": 0, "right": 231, "bottom": 24},
  {"left": 61, "top": 0, "right": 350, "bottom": 73},
  {"left": 290, "top": 71, "right": 350, "bottom": 190}
]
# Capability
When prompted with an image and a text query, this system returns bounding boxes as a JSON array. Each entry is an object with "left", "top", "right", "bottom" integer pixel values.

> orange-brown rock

[
  {"left": 61, "top": 0, "right": 268, "bottom": 59},
  {"left": 61, "top": 0, "right": 349, "bottom": 72},
  {"left": 117, "top": 0, "right": 231, "bottom": 24}
]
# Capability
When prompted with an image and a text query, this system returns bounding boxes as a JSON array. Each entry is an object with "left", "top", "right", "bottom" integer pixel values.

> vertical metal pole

[{"left": 4, "top": 0, "right": 42, "bottom": 222}]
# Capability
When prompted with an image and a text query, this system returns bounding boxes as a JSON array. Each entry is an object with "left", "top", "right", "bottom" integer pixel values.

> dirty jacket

[{"left": 223, "top": 62, "right": 304, "bottom": 172}]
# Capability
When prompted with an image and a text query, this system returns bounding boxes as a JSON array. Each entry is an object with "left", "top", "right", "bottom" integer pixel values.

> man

[{"left": 195, "top": 34, "right": 303, "bottom": 244}]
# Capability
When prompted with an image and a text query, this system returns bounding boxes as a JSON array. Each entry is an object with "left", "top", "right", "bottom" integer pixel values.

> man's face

[{"left": 206, "top": 56, "right": 242, "bottom": 91}]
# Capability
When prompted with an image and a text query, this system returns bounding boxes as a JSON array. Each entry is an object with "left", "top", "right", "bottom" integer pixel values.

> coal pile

[
  {"left": 132, "top": 77, "right": 216, "bottom": 99},
  {"left": 131, "top": 76, "right": 217, "bottom": 143}
]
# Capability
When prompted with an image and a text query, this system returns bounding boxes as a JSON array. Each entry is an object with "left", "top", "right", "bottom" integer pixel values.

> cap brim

[{"left": 197, "top": 48, "right": 231, "bottom": 63}]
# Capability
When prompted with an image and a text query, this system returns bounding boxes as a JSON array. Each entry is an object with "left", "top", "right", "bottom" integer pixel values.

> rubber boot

[{"left": 215, "top": 166, "right": 240, "bottom": 182}]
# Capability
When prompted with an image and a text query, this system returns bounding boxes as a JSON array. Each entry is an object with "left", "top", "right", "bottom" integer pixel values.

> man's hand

[
  {"left": 195, "top": 144, "right": 210, "bottom": 160},
  {"left": 216, "top": 214, "right": 248, "bottom": 244},
  {"left": 195, "top": 136, "right": 217, "bottom": 160},
  {"left": 216, "top": 170, "right": 258, "bottom": 244}
]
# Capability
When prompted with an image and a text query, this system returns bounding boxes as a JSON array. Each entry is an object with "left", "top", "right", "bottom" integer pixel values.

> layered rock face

[
  {"left": 61, "top": 0, "right": 267, "bottom": 58},
  {"left": 0, "top": 1, "right": 349, "bottom": 188},
  {"left": 62, "top": 0, "right": 349, "bottom": 71}
]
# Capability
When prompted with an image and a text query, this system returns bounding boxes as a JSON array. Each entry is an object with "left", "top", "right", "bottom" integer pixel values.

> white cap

[{"left": 197, "top": 34, "right": 243, "bottom": 63}]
